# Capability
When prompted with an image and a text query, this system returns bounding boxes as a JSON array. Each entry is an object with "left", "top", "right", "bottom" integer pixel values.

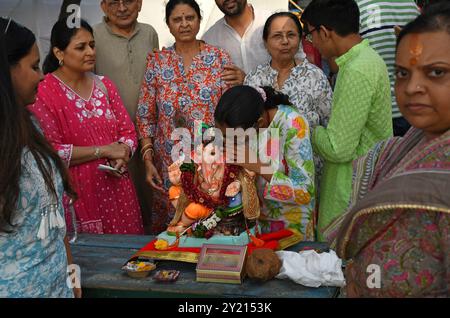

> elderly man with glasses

[{"left": 94, "top": 0, "right": 160, "bottom": 234}]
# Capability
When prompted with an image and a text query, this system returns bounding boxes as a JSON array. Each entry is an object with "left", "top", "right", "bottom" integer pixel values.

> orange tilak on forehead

[{"left": 409, "top": 34, "right": 423, "bottom": 66}]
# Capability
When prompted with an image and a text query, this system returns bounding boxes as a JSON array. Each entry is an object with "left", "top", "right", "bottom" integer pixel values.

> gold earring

[{"left": 59, "top": 59, "right": 64, "bottom": 67}]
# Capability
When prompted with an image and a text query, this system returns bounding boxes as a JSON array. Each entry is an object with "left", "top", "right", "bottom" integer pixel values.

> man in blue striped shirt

[{"left": 356, "top": 0, "right": 420, "bottom": 136}]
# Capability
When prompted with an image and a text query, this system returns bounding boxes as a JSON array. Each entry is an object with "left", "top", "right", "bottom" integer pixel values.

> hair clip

[
  {"left": 3, "top": 16, "right": 12, "bottom": 34},
  {"left": 254, "top": 86, "right": 267, "bottom": 102}
]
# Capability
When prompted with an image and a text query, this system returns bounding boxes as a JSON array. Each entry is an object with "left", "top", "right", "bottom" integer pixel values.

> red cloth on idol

[{"left": 138, "top": 229, "right": 295, "bottom": 255}]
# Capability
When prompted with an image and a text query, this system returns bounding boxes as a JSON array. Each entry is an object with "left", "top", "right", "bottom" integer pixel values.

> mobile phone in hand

[{"left": 98, "top": 164, "right": 122, "bottom": 174}]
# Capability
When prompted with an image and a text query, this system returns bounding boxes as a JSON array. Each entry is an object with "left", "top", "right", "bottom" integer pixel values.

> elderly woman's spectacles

[{"left": 107, "top": 0, "right": 136, "bottom": 10}]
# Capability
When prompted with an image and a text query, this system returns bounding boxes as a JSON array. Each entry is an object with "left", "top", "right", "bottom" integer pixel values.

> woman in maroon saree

[{"left": 326, "top": 4, "right": 450, "bottom": 297}]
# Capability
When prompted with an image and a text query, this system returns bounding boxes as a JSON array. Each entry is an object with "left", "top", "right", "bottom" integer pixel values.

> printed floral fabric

[
  {"left": 331, "top": 128, "right": 450, "bottom": 297},
  {"left": 258, "top": 105, "right": 315, "bottom": 241},
  {"left": 29, "top": 73, "right": 143, "bottom": 235},
  {"left": 244, "top": 59, "right": 332, "bottom": 197},
  {"left": 244, "top": 59, "right": 332, "bottom": 129},
  {"left": 0, "top": 149, "right": 73, "bottom": 298},
  {"left": 344, "top": 209, "right": 449, "bottom": 297},
  {"left": 136, "top": 43, "right": 231, "bottom": 233}
]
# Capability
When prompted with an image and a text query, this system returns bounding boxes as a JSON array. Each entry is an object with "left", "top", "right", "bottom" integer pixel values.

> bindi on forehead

[
  {"left": 409, "top": 34, "right": 424, "bottom": 66},
  {"left": 172, "top": 9, "right": 194, "bottom": 19}
]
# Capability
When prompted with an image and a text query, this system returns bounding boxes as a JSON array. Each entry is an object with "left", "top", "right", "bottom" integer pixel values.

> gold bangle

[
  {"left": 140, "top": 143, "right": 153, "bottom": 155},
  {"left": 142, "top": 148, "right": 154, "bottom": 162}
]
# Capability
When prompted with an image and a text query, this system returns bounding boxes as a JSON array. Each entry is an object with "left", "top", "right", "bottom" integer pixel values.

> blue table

[{"left": 71, "top": 234, "right": 339, "bottom": 298}]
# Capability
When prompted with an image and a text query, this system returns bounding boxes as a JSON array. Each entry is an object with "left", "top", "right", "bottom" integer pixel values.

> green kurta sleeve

[{"left": 313, "top": 68, "right": 375, "bottom": 163}]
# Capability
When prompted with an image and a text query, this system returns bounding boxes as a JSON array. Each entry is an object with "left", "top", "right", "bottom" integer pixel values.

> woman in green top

[{"left": 301, "top": 0, "right": 393, "bottom": 240}]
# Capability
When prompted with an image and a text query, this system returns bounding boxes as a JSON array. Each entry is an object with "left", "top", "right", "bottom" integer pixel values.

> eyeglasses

[
  {"left": 270, "top": 32, "right": 299, "bottom": 43},
  {"left": 107, "top": 0, "right": 136, "bottom": 10},
  {"left": 304, "top": 27, "right": 318, "bottom": 43}
]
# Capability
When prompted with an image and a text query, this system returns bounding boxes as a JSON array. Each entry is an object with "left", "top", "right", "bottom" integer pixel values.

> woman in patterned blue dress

[{"left": 0, "top": 18, "right": 78, "bottom": 298}]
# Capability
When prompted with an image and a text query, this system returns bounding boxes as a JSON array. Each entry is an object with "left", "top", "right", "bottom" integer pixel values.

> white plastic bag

[{"left": 275, "top": 250, "right": 346, "bottom": 287}]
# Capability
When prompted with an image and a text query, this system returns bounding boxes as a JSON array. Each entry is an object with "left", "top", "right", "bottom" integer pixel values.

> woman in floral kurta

[
  {"left": 215, "top": 86, "right": 315, "bottom": 241},
  {"left": 258, "top": 105, "right": 316, "bottom": 240},
  {"left": 0, "top": 17, "right": 74, "bottom": 297},
  {"left": 0, "top": 149, "right": 73, "bottom": 297},
  {"left": 30, "top": 74, "right": 144, "bottom": 235},
  {"left": 136, "top": 43, "right": 231, "bottom": 233}
]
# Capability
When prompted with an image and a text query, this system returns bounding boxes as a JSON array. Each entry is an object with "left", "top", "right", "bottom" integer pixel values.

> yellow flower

[
  {"left": 292, "top": 116, "right": 308, "bottom": 139},
  {"left": 284, "top": 209, "right": 302, "bottom": 224},
  {"left": 294, "top": 189, "right": 311, "bottom": 205},
  {"left": 154, "top": 239, "right": 169, "bottom": 250}
]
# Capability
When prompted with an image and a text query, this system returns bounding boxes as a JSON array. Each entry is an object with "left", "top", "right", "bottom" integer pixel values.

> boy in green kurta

[{"left": 302, "top": 0, "right": 393, "bottom": 241}]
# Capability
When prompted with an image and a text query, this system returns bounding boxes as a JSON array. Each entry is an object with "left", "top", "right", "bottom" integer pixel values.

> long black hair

[
  {"left": 397, "top": 2, "right": 450, "bottom": 47},
  {"left": 301, "top": 0, "right": 360, "bottom": 37},
  {"left": 43, "top": 18, "right": 93, "bottom": 74},
  {"left": 214, "top": 85, "right": 292, "bottom": 129},
  {"left": 0, "top": 18, "right": 75, "bottom": 232}
]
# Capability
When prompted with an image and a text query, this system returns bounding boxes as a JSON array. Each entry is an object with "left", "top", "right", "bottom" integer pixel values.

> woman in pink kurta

[
  {"left": 29, "top": 19, "right": 143, "bottom": 235},
  {"left": 30, "top": 74, "right": 143, "bottom": 234}
]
